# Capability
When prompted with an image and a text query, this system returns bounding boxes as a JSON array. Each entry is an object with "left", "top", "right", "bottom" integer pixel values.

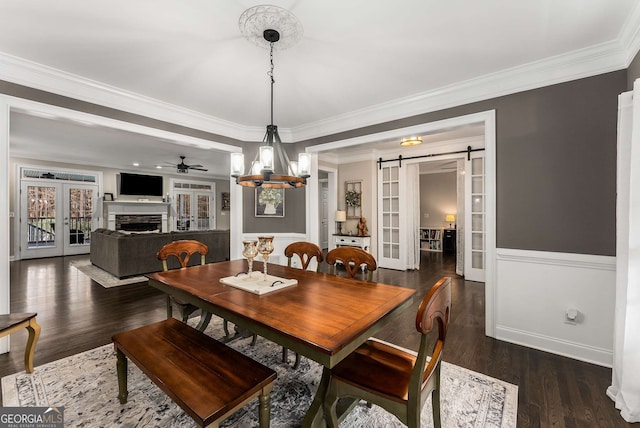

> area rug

[
  {"left": 1, "top": 318, "right": 518, "bottom": 427},
  {"left": 70, "top": 260, "right": 147, "bottom": 288}
]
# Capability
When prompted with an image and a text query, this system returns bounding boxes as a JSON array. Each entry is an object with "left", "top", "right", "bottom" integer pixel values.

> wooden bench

[
  {"left": 112, "top": 318, "right": 276, "bottom": 427},
  {"left": 0, "top": 313, "right": 41, "bottom": 373}
]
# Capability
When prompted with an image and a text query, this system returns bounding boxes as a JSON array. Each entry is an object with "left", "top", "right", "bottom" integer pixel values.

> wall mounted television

[{"left": 118, "top": 172, "right": 163, "bottom": 197}]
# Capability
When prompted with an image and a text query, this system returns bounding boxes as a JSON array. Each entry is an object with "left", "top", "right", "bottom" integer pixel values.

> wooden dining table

[{"left": 146, "top": 259, "right": 415, "bottom": 427}]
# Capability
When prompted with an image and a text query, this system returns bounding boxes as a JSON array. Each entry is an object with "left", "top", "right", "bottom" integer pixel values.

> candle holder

[
  {"left": 241, "top": 240, "right": 258, "bottom": 279},
  {"left": 257, "top": 236, "right": 274, "bottom": 281}
]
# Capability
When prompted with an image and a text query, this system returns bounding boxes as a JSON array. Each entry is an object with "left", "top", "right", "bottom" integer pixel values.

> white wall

[{"left": 496, "top": 248, "right": 616, "bottom": 366}]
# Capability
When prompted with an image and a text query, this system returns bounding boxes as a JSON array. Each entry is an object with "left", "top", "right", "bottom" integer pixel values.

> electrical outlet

[{"left": 565, "top": 308, "right": 579, "bottom": 325}]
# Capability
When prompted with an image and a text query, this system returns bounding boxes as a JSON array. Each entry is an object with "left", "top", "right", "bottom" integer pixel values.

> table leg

[{"left": 302, "top": 366, "right": 330, "bottom": 428}]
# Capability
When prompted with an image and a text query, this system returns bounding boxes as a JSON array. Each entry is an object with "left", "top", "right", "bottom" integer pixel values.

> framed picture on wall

[
  {"left": 345, "top": 180, "right": 362, "bottom": 219},
  {"left": 103, "top": 192, "right": 114, "bottom": 201},
  {"left": 221, "top": 192, "right": 230, "bottom": 211},
  {"left": 255, "top": 188, "right": 285, "bottom": 217}
]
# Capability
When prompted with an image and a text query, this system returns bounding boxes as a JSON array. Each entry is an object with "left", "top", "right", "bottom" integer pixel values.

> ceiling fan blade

[
  {"left": 188, "top": 164, "right": 204, "bottom": 168},
  {"left": 190, "top": 167, "right": 208, "bottom": 171}
]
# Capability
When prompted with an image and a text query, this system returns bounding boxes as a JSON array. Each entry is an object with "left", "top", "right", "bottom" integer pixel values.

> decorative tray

[{"left": 220, "top": 273, "right": 297, "bottom": 295}]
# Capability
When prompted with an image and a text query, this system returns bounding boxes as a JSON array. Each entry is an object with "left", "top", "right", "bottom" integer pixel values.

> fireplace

[
  {"left": 104, "top": 201, "right": 170, "bottom": 232},
  {"left": 116, "top": 214, "right": 162, "bottom": 232}
]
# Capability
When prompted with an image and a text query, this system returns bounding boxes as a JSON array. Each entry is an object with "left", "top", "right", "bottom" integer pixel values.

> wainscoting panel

[{"left": 496, "top": 248, "right": 616, "bottom": 367}]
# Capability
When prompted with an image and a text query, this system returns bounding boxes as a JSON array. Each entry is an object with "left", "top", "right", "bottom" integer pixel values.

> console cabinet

[{"left": 334, "top": 234, "right": 371, "bottom": 251}]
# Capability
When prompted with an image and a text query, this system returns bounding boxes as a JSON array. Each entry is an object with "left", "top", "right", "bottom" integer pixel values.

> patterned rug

[
  {"left": 1, "top": 318, "right": 517, "bottom": 427},
  {"left": 70, "top": 260, "right": 147, "bottom": 288}
]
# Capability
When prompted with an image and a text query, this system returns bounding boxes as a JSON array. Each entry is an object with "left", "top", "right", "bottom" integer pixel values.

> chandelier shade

[{"left": 231, "top": 9, "right": 310, "bottom": 189}]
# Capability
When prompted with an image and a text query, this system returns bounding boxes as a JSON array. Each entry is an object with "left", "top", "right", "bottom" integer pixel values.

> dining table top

[{"left": 146, "top": 259, "right": 416, "bottom": 368}]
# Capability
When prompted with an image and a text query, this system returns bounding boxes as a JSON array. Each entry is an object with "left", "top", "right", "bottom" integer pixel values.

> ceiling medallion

[{"left": 239, "top": 5, "right": 303, "bottom": 50}]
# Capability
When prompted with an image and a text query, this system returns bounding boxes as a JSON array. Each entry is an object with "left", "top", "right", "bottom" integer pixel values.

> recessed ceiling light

[
  {"left": 156, "top": 165, "right": 162, "bottom": 169},
  {"left": 132, "top": 162, "right": 140, "bottom": 167}
]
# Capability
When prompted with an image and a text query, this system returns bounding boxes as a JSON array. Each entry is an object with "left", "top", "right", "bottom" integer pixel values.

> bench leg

[
  {"left": 24, "top": 317, "right": 41, "bottom": 373},
  {"left": 116, "top": 348, "right": 128, "bottom": 404},
  {"left": 258, "top": 384, "right": 273, "bottom": 428}
]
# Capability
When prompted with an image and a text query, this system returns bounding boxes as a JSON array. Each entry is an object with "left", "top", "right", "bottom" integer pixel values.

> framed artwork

[
  {"left": 345, "top": 180, "right": 362, "bottom": 219},
  {"left": 103, "top": 192, "right": 114, "bottom": 201},
  {"left": 255, "top": 188, "right": 285, "bottom": 217},
  {"left": 221, "top": 192, "right": 230, "bottom": 211}
]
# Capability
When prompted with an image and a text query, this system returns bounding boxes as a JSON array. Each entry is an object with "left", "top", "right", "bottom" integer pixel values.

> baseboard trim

[{"left": 495, "top": 325, "right": 613, "bottom": 367}]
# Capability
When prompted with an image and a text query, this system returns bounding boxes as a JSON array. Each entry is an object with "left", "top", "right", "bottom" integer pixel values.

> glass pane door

[
  {"left": 196, "top": 193, "right": 211, "bottom": 230},
  {"left": 63, "top": 184, "right": 96, "bottom": 255},
  {"left": 175, "top": 192, "right": 192, "bottom": 231},
  {"left": 465, "top": 155, "right": 485, "bottom": 281},
  {"left": 173, "top": 189, "right": 214, "bottom": 231},
  {"left": 25, "top": 184, "right": 57, "bottom": 249},
  {"left": 378, "top": 164, "right": 404, "bottom": 269},
  {"left": 20, "top": 180, "right": 97, "bottom": 259}
]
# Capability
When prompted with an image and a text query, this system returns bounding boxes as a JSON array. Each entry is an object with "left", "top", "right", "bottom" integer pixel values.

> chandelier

[{"left": 231, "top": 6, "right": 310, "bottom": 188}]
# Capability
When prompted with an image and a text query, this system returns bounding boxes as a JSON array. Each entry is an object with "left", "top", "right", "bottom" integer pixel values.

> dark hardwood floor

[{"left": 1, "top": 252, "right": 631, "bottom": 427}]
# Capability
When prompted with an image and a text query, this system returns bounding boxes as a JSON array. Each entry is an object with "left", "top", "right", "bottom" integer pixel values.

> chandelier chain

[{"left": 269, "top": 41, "right": 275, "bottom": 127}]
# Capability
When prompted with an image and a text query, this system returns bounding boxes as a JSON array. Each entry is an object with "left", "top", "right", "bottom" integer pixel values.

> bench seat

[{"left": 112, "top": 318, "right": 276, "bottom": 427}]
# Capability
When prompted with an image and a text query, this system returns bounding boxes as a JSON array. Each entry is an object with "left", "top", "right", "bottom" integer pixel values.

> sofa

[{"left": 90, "top": 229, "right": 230, "bottom": 278}]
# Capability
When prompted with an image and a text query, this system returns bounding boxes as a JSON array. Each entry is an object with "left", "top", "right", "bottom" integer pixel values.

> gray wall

[
  {"left": 2, "top": 69, "right": 627, "bottom": 255},
  {"left": 297, "top": 70, "right": 626, "bottom": 256},
  {"left": 419, "top": 173, "right": 457, "bottom": 228}
]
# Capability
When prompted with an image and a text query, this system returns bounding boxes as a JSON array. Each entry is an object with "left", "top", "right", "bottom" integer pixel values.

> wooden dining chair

[
  {"left": 326, "top": 246, "right": 377, "bottom": 281},
  {"left": 157, "top": 240, "right": 221, "bottom": 335},
  {"left": 285, "top": 241, "right": 324, "bottom": 272},
  {"left": 281, "top": 241, "right": 325, "bottom": 368},
  {"left": 323, "top": 276, "right": 452, "bottom": 428}
]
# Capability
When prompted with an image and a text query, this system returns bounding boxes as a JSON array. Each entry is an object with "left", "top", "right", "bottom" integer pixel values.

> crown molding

[
  {"left": 0, "top": 27, "right": 636, "bottom": 145},
  {"left": 290, "top": 40, "right": 629, "bottom": 141},
  {"left": 0, "top": 52, "right": 265, "bottom": 142},
  {"left": 618, "top": 1, "right": 640, "bottom": 65}
]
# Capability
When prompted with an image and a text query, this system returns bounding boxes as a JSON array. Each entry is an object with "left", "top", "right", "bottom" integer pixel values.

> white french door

[
  {"left": 319, "top": 180, "right": 329, "bottom": 249},
  {"left": 377, "top": 163, "right": 406, "bottom": 270},
  {"left": 20, "top": 180, "right": 98, "bottom": 259},
  {"left": 172, "top": 180, "right": 215, "bottom": 231},
  {"left": 465, "top": 154, "right": 486, "bottom": 281}
]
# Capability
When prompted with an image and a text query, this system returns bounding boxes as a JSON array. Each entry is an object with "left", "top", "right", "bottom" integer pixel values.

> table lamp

[
  {"left": 445, "top": 214, "right": 455, "bottom": 229},
  {"left": 335, "top": 210, "right": 346, "bottom": 235}
]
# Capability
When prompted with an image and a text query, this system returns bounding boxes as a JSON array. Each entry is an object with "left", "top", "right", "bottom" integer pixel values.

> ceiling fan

[{"left": 166, "top": 156, "right": 208, "bottom": 174}]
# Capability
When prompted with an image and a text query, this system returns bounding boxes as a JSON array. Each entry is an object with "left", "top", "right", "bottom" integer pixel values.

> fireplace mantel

[{"left": 104, "top": 201, "right": 170, "bottom": 232}]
